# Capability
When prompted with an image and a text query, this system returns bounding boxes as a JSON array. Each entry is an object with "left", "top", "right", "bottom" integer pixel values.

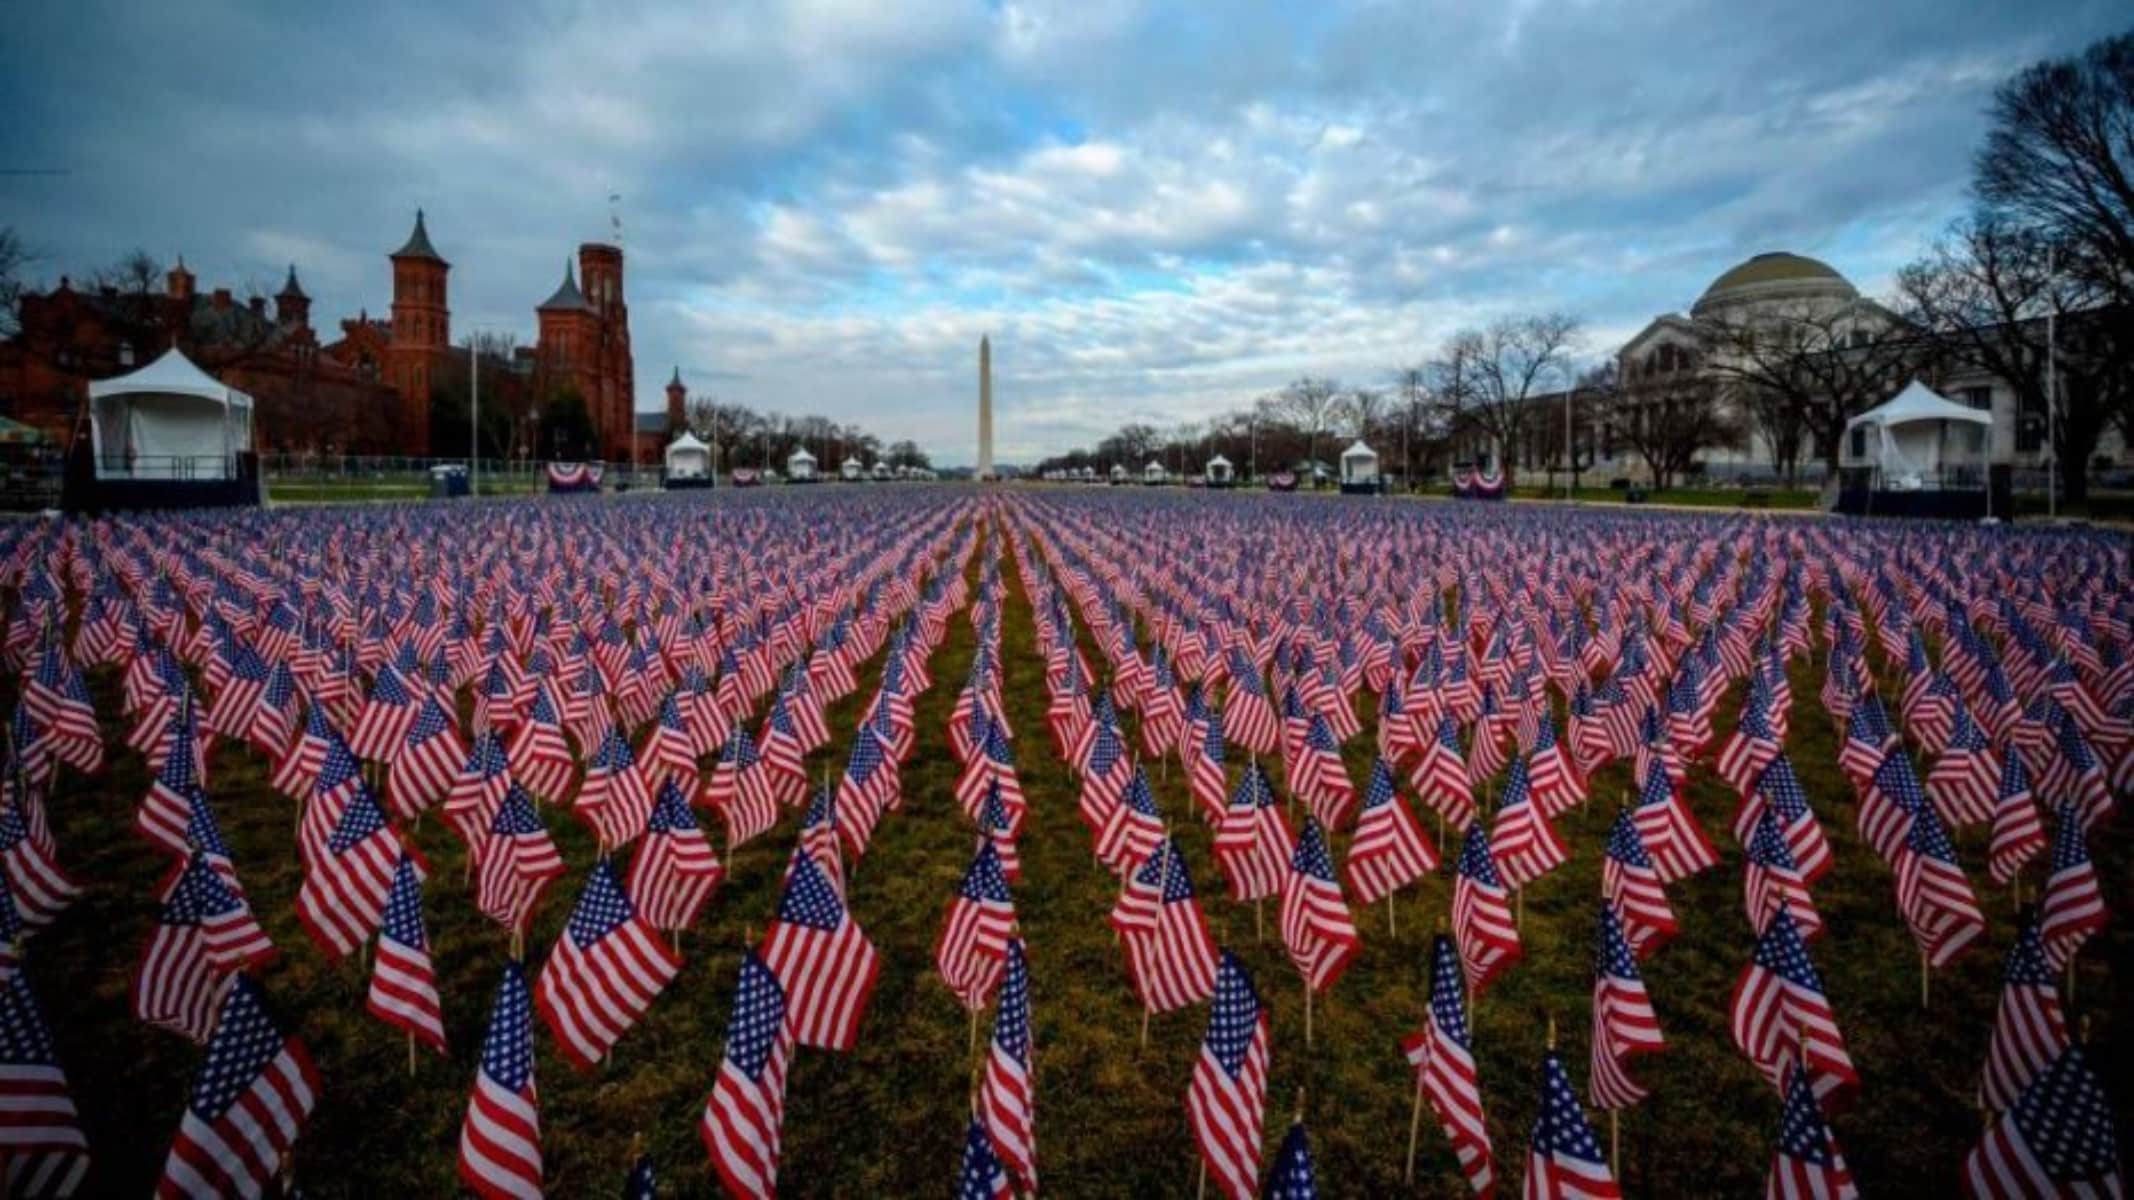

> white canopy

[
  {"left": 665, "top": 431, "right": 711, "bottom": 478},
  {"left": 1143, "top": 459, "right": 1167, "bottom": 481},
  {"left": 1206, "top": 453, "right": 1234, "bottom": 481},
  {"left": 86, "top": 347, "right": 254, "bottom": 480},
  {"left": 1340, "top": 439, "right": 1379, "bottom": 483},
  {"left": 786, "top": 447, "right": 816, "bottom": 479},
  {"left": 1109, "top": 464, "right": 1127, "bottom": 480},
  {"left": 1843, "top": 381, "right": 1992, "bottom": 488},
  {"left": 840, "top": 457, "right": 863, "bottom": 480}
]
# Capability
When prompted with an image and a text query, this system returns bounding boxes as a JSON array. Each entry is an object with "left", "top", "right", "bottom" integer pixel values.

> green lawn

[{"left": 15, "top": 512, "right": 2128, "bottom": 1195}]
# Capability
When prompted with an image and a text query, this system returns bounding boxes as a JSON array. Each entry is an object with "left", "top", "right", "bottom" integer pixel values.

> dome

[{"left": 1691, "top": 251, "right": 1856, "bottom": 319}]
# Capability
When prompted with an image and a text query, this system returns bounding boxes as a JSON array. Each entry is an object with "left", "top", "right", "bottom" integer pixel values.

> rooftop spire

[
  {"left": 538, "top": 258, "right": 591, "bottom": 313},
  {"left": 391, "top": 208, "right": 447, "bottom": 263}
]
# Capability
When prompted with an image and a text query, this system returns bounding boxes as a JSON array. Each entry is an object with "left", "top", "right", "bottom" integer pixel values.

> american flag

[
  {"left": 458, "top": 961, "right": 542, "bottom": 1200},
  {"left": 505, "top": 682, "right": 576, "bottom": 803},
  {"left": 1837, "top": 690, "right": 1897, "bottom": 790},
  {"left": 156, "top": 976, "right": 318, "bottom": 1199},
  {"left": 1097, "top": 764, "right": 1167, "bottom": 875},
  {"left": 1728, "top": 904, "right": 1856, "bottom": 1109},
  {"left": 135, "top": 851, "right": 273, "bottom": 1044},
  {"left": 1109, "top": 837, "right": 1219, "bottom": 1012},
  {"left": 1630, "top": 755, "right": 1716, "bottom": 884},
  {"left": 1859, "top": 750, "right": 1930, "bottom": 871},
  {"left": 1962, "top": 1045, "right": 2122, "bottom": 1198},
  {"left": 1186, "top": 950, "right": 1269, "bottom": 1200},
  {"left": 834, "top": 724, "right": 897, "bottom": 859},
  {"left": 1979, "top": 916, "right": 2067, "bottom": 1116},
  {"left": 1076, "top": 721, "right": 1131, "bottom": 836},
  {"left": 1410, "top": 714, "right": 1476, "bottom": 832},
  {"left": 981, "top": 937, "right": 1036, "bottom": 1194},
  {"left": 348, "top": 661, "right": 419, "bottom": 763},
  {"left": 936, "top": 841, "right": 1016, "bottom": 1011},
  {"left": 367, "top": 853, "right": 446, "bottom": 1055},
  {"left": 1400, "top": 933, "right": 1494, "bottom": 1198},
  {"left": 1602, "top": 806, "right": 1677, "bottom": 959},
  {"left": 1925, "top": 700, "right": 2000, "bottom": 829},
  {"left": 1766, "top": 1046, "right": 1857, "bottom": 1200},
  {"left": 0, "top": 791, "right": 79, "bottom": 933},
  {"left": 1523, "top": 1049, "right": 1619, "bottom": 1200},
  {"left": 295, "top": 783, "right": 407, "bottom": 960},
  {"left": 387, "top": 694, "right": 465, "bottom": 823},
  {"left": 1264, "top": 1118, "right": 1320, "bottom": 1198},
  {"left": 0, "top": 970, "right": 89, "bottom": 1198},
  {"left": 1715, "top": 685, "right": 1783, "bottom": 797},
  {"left": 136, "top": 705, "right": 209, "bottom": 862},
  {"left": 1986, "top": 748, "right": 2045, "bottom": 887},
  {"left": 1293, "top": 714, "right": 1356, "bottom": 831},
  {"left": 1589, "top": 903, "right": 1664, "bottom": 1111},
  {"left": 2038, "top": 802, "right": 2107, "bottom": 971},
  {"left": 1215, "top": 762, "right": 1292, "bottom": 902},
  {"left": 1731, "top": 754, "right": 1832, "bottom": 887},
  {"left": 270, "top": 695, "right": 337, "bottom": 802},
  {"left": 761, "top": 849, "right": 880, "bottom": 1051},
  {"left": 1188, "top": 712, "right": 1229, "bottom": 823},
  {"left": 574, "top": 723, "right": 654, "bottom": 851},
  {"left": 626, "top": 779, "right": 724, "bottom": 933},
  {"left": 624, "top": 1154, "right": 655, "bottom": 1199},
  {"left": 1453, "top": 821, "right": 1522, "bottom": 996},
  {"left": 642, "top": 693, "right": 698, "bottom": 792},
  {"left": 704, "top": 727, "right": 780, "bottom": 852},
  {"left": 1892, "top": 800, "right": 1985, "bottom": 969},
  {"left": 535, "top": 858, "right": 681, "bottom": 1070},
  {"left": 1489, "top": 759, "right": 1569, "bottom": 890},
  {"left": 700, "top": 950, "right": 793, "bottom": 1200},
  {"left": 1744, "top": 808, "right": 1822, "bottom": 941},
  {"left": 1344, "top": 758, "right": 1438, "bottom": 905},
  {"left": 1280, "top": 818, "right": 1359, "bottom": 994},
  {"left": 444, "top": 729, "right": 513, "bottom": 857},
  {"left": 978, "top": 780, "right": 1023, "bottom": 884},
  {"left": 1222, "top": 657, "right": 1281, "bottom": 758},
  {"left": 956, "top": 1114, "right": 1013, "bottom": 1200},
  {"left": 475, "top": 784, "right": 568, "bottom": 936},
  {"left": 2039, "top": 710, "right": 2113, "bottom": 835},
  {"left": 1526, "top": 712, "right": 1584, "bottom": 817}
]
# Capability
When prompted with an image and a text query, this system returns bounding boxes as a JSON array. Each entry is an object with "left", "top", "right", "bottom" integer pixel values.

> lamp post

[{"left": 469, "top": 336, "right": 480, "bottom": 497}]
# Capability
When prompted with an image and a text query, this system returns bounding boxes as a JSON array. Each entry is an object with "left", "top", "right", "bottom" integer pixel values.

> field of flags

[{"left": 0, "top": 486, "right": 2126, "bottom": 1196}]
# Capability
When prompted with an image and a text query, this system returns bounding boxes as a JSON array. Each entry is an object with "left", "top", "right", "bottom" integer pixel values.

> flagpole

[{"left": 1403, "top": 1069, "right": 1426, "bottom": 1185}]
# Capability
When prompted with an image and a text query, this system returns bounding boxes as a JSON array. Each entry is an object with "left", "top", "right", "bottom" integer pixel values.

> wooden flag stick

[
  {"left": 1255, "top": 897, "right": 1264, "bottom": 944},
  {"left": 1920, "top": 950, "right": 1930, "bottom": 1010},
  {"left": 407, "top": 1030, "right": 417, "bottom": 1077},
  {"left": 1196, "top": 1157, "right": 1207, "bottom": 1200},
  {"left": 1514, "top": 886, "right": 1524, "bottom": 932},
  {"left": 1304, "top": 980, "right": 1315, "bottom": 1049},
  {"left": 1403, "top": 1071, "right": 1426, "bottom": 1185},
  {"left": 1387, "top": 892, "right": 1397, "bottom": 939},
  {"left": 971, "top": 1004, "right": 982, "bottom": 1058},
  {"left": 1610, "top": 1109, "right": 1620, "bottom": 1176}
]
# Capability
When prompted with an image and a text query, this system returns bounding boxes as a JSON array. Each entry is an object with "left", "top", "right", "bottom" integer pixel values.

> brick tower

[
  {"left": 577, "top": 242, "right": 632, "bottom": 461},
  {"left": 665, "top": 367, "right": 686, "bottom": 433},
  {"left": 388, "top": 209, "right": 448, "bottom": 455}
]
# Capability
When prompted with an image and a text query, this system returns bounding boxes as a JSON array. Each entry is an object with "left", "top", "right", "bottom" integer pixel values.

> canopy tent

[
  {"left": 1339, "top": 440, "right": 1379, "bottom": 484},
  {"left": 1142, "top": 459, "right": 1167, "bottom": 484},
  {"left": 840, "top": 458, "right": 863, "bottom": 481},
  {"left": 1205, "top": 453, "right": 1234, "bottom": 484},
  {"left": 1109, "top": 464, "right": 1128, "bottom": 483},
  {"left": 786, "top": 447, "right": 817, "bottom": 481},
  {"left": 664, "top": 432, "right": 711, "bottom": 479},
  {"left": 85, "top": 347, "right": 253, "bottom": 480},
  {"left": 1842, "top": 381, "right": 1992, "bottom": 490},
  {"left": 871, "top": 462, "right": 893, "bottom": 481}
]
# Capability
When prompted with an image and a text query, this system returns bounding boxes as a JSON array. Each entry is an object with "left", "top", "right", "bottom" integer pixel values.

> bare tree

[
  {"left": 1700, "top": 301, "right": 1934, "bottom": 478},
  {"left": 1340, "top": 385, "right": 1388, "bottom": 442},
  {"left": 1434, "top": 313, "right": 1579, "bottom": 484},
  {"left": 1597, "top": 361, "right": 1742, "bottom": 489},
  {"left": 0, "top": 227, "right": 31, "bottom": 338},
  {"left": 1279, "top": 376, "right": 1342, "bottom": 478}
]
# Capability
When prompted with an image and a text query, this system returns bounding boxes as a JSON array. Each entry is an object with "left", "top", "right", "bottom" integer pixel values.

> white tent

[
  {"left": 786, "top": 447, "right": 817, "bottom": 481},
  {"left": 871, "top": 462, "right": 893, "bottom": 481},
  {"left": 1340, "top": 439, "right": 1379, "bottom": 485},
  {"left": 1143, "top": 459, "right": 1167, "bottom": 484},
  {"left": 1205, "top": 453, "right": 1234, "bottom": 484},
  {"left": 664, "top": 431, "right": 711, "bottom": 480},
  {"left": 840, "top": 457, "right": 863, "bottom": 481},
  {"left": 1843, "top": 381, "right": 1992, "bottom": 490},
  {"left": 86, "top": 347, "right": 254, "bottom": 480},
  {"left": 1109, "top": 464, "right": 1128, "bottom": 483}
]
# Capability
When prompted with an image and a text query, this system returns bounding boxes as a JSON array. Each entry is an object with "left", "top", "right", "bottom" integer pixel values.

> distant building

[{"left": 1, "top": 209, "right": 638, "bottom": 462}]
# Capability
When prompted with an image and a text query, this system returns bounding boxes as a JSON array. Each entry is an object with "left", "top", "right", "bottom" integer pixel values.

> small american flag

[
  {"left": 981, "top": 937, "right": 1036, "bottom": 1194},
  {"left": 1522, "top": 1049, "right": 1619, "bottom": 1199},
  {"left": 1293, "top": 714, "right": 1356, "bottom": 831},
  {"left": 1766, "top": 1046, "right": 1857, "bottom": 1200},
  {"left": 574, "top": 723, "right": 654, "bottom": 850},
  {"left": 347, "top": 661, "right": 419, "bottom": 763},
  {"left": 1264, "top": 1118, "right": 1320, "bottom": 1198},
  {"left": 1280, "top": 818, "right": 1358, "bottom": 994},
  {"left": 1986, "top": 748, "right": 2045, "bottom": 887},
  {"left": 505, "top": 682, "right": 576, "bottom": 803},
  {"left": 1110, "top": 837, "right": 1219, "bottom": 1013},
  {"left": 1410, "top": 714, "right": 1476, "bottom": 831},
  {"left": 1214, "top": 762, "right": 1291, "bottom": 902},
  {"left": 1400, "top": 933, "right": 1494, "bottom": 1197},
  {"left": 1096, "top": 764, "right": 1166, "bottom": 875},
  {"left": 1588, "top": 903, "right": 1664, "bottom": 1111},
  {"left": 1602, "top": 806, "right": 1677, "bottom": 958},
  {"left": 294, "top": 784, "right": 406, "bottom": 960},
  {"left": 366, "top": 853, "right": 446, "bottom": 1055},
  {"left": 1744, "top": 808, "right": 1822, "bottom": 941},
  {"left": 1488, "top": 759, "right": 1568, "bottom": 890},
  {"left": 475, "top": 784, "right": 568, "bottom": 936},
  {"left": 1892, "top": 800, "right": 1985, "bottom": 968},
  {"left": 0, "top": 970, "right": 89, "bottom": 1198},
  {"left": 955, "top": 1114, "right": 1013, "bottom": 1200},
  {"left": 0, "top": 790, "right": 79, "bottom": 932},
  {"left": 1962, "top": 1045, "right": 2121, "bottom": 1198},
  {"left": 1728, "top": 904, "right": 1856, "bottom": 1109},
  {"left": 1630, "top": 755, "right": 1716, "bottom": 884},
  {"left": 704, "top": 727, "right": 779, "bottom": 852},
  {"left": 135, "top": 851, "right": 273, "bottom": 1044},
  {"left": 935, "top": 841, "right": 1016, "bottom": 1011},
  {"left": 388, "top": 694, "right": 465, "bottom": 823},
  {"left": 1453, "top": 822, "right": 1522, "bottom": 996},
  {"left": 1731, "top": 754, "right": 1832, "bottom": 886},
  {"left": 761, "top": 850, "right": 880, "bottom": 1051},
  {"left": 458, "top": 961, "right": 542, "bottom": 1200},
  {"left": 156, "top": 976, "right": 318, "bottom": 1199},
  {"left": 700, "top": 950, "right": 792, "bottom": 1200},
  {"left": 1186, "top": 951, "right": 1269, "bottom": 1200},
  {"left": 1344, "top": 758, "right": 1438, "bottom": 905},
  {"left": 1979, "top": 916, "right": 2068, "bottom": 1115},
  {"left": 534, "top": 859, "right": 681, "bottom": 1071},
  {"left": 626, "top": 779, "right": 724, "bottom": 933},
  {"left": 2038, "top": 802, "right": 2107, "bottom": 971}
]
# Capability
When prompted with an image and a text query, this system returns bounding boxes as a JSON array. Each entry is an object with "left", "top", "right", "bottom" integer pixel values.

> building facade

[{"left": 1, "top": 210, "right": 637, "bottom": 462}]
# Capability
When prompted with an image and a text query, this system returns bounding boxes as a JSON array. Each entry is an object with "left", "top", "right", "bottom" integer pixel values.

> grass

[
  {"left": 1504, "top": 485, "right": 1822, "bottom": 510},
  {"left": 13, "top": 496, "right": 2130, "bottom": 1196}
]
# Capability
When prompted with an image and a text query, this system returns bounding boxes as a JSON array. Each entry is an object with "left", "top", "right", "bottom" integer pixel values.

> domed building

[{"left": 1687, "top": 251, "right": 1859, "bottom": 322}]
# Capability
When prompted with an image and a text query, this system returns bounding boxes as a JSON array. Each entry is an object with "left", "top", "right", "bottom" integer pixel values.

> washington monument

[{"left": 977, "top": 334, "right": 994, "bottom": 480}]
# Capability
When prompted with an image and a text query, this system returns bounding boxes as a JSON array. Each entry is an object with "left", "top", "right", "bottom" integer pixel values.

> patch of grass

[{"left": 15, "top": 504, "right": 2129, "bottom": 1196}]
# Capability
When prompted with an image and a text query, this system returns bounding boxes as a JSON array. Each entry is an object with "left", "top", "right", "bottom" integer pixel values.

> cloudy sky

[{"left": 3, "top": 0, "right": 2124, "bottom": 463}]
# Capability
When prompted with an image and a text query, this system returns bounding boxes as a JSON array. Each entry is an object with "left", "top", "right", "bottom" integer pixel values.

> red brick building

[{"left": 1, "top": 210, "right": 638, "bottom": 462}]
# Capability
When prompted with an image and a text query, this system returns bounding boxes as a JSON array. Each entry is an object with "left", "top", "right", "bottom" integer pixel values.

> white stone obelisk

[{"left": 977, "top": 333, "right": 994, "bottom": 480}]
